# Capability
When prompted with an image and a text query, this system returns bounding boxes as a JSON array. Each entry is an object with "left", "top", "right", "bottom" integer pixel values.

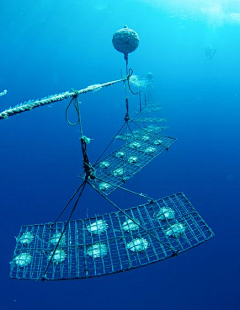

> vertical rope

[{"left": 139, "top": 92, "right": 142, "bottom": 112}]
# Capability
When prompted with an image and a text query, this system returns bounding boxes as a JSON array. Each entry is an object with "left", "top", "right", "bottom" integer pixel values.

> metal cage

[{"left": 10, "top": 192, "right": 214, "bottom": 281}]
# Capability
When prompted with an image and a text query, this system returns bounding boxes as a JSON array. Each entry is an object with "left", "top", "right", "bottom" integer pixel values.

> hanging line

[
  {"left": 65, "top": 96, "right": 79, "bottom": 126},
  {"left": 144, "top": 93, "right": 147, "bottom": 106},
  {"left": 92, "top": 68, "right": 137, "bottom": 167},
  {"left": 139, "top": 92, "right": 142, "bottom": 112},
  {"left": 125, "top": 68, "right": 141, "bottom": 95},
  {"left": 65, "top": 94, "right": 83, "bottom": 135},
  {"left": 43, "top": 95, "right": 94, "bottom": 279},
  {"left": 122, "top": 121, "right": 131, "bottom": 181},
  {"left": 93, "top": 122, "right": 127, "bottom": 167},
  {"left": 124, "top": 97, "right": 130, "bottom": 122},
  {"left": 81, "top": 138, "right": 96, "bottom": 180},
  {"left": 52, "top": 181, "right": 86, "bottom": 224},
  {"left": 65, "top": 95, "right": 95, "bottom": 179},
  {"left": 42, "top": 179, "right": 88, "bottom": 280},
  {"left": 89, "top": 181, "right": 178, "bottom": 255},
  {"left": 52, "top": 95, "right": 88, "bottom": 224},
  {"left": 124, "top": 52, "right": 129, "bottom": 77}
]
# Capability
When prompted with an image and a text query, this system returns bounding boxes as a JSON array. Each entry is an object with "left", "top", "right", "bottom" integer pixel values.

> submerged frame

[{"left": 10, "top": 192, "right": 214, "bottom": 281}]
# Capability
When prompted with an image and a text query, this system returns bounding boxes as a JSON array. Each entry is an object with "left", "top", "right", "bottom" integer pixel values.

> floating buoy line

[{"left": 2, "top": 26, "right": 214, "bottom": 281}]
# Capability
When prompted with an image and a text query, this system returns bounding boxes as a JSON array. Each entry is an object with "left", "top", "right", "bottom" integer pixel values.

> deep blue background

[{"left": 0, "top": 1, "right": 240, "bottom": 309}]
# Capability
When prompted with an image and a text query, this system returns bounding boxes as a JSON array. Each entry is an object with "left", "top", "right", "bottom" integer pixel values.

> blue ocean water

[{"left": 0, "top": 1, "right": 240, "bottom": 309}]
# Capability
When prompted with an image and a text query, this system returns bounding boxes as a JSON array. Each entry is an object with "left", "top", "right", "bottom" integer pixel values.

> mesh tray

[
  {"left": 88, "top": 134, "right": 176, "bottom": 195},
  {"left": 10, "top": 192, "right": 214, "bottom": 281}
]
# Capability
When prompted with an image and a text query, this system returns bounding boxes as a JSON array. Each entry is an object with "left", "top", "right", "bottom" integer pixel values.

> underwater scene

[{"left": 0, "top": 0, "right": 240, "bottom": 309}]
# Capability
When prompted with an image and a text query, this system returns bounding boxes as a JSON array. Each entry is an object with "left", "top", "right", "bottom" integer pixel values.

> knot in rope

[
  {"left": 124, "top": 97, "right": 130, "bottom": 122},
  {"left": 80, "top": 138, "right": 96, "bottom": 180},
  {"left": 83, "top": 162, "right": 96, "bottom": 180},
  {"left": 71, "top": 88, "right": 79, "bottom": 98}
]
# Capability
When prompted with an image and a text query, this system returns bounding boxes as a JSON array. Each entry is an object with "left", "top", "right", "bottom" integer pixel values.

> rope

[
  {"left": 94, "top": 122, "right": 127, "bottom": 166},
  {"left": 42, "top": 179, "right": 87, "bottom": 280},
  {"left": 65, "top": 97, "right": 80, "bottom": 126},
  {"left": 65, "top": 94, "right": 95, "bottom": 179},
  {"left": 81, "top": 139, "right": 95, "bottom": 179},
  {"left": 124, "top": 53, "right": 128, "bottom": 75},
  {"left": 66, "top": 96, "right": 84, "bottom": 136},
  {"left": 139, "top": 92, "right": 142, "bottom": 112},
  {"left": 124, "top": 97, "right": 130, "bottom": 122},
  {"left": 126, "top": 68, "right": 141, "bottom": 95},
  {"left": 0, "top": 77, "right": 127, "bottom": 120},
  {"left": 76, "top": 99, "right": 84, "bottom": 137},
  {"left": 52, "top": 182, "right": 86, "bottom": 224},
  {"left": 93, "top": 68, "right": 137, "bottom": 167}
]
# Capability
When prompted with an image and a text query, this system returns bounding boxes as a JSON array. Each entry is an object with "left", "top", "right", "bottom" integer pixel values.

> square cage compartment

[{"left": 10, "top": 192, "right": 214, "bottom": 281}]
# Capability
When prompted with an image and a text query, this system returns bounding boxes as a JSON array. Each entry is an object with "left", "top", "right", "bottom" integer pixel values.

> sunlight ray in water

[{"left": 137, "top": 0, "right": 240, "bottom": 26}]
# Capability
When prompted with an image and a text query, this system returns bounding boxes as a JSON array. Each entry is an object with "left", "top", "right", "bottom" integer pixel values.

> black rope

[
  {"left": 42, "top": 179, "right": 87, "bottom": 280},
  {"left": 139, "top": 92, "right": 142, "bottom": 112},
  {"left": 81, "top": 139, "right": 95, "bottom": 179},
  {"left": 124, "top": 97, "right": 130, "bottom": 122},
  {"left": 65, "top": 95, "right": 94, "bottom": 179},
  {"left": 126, "top": 121, "right": 135, "bottom": 138},
  {"left": 52, "top": 182, "right": 86, "bottom": 224},
  {"left": 124, "top": 53, "right": 128, "bottom": 74},
  {"left": 93, "top": 122, "right": 127, "bottom": 167},
  {"left": 122, "top": 123, "right": 130, "bottom": 181}
]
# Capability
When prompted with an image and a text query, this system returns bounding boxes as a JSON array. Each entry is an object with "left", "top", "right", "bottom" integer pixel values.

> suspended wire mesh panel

[
  {"left": 132, "top": 101, "right": 169, "bottom": 134},
  {"left": 10, "top": 192, "right": 214, "bottom": 281},
  {"left": 89, "top": 131, "right": 176, "bottom": 195},
  {"left": 114, "top": 125, "right": 169, "bottom": 141},
  {"left": 142, "top": 103, "right": 163, "bottom": 113},
  {"left": 81, "top": 100, "right": 174, "bottom": 195},
  {"left": 132, "top": 117, "right": 167, "bottom": 123}
]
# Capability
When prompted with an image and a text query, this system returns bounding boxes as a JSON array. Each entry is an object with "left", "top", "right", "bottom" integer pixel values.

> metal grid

[
  {"left": 115, "top": 126, "right": 169, "bottom": 141},
  {"left": 89, "top": 133, "right": 176, "bottom": 195},
  {"left": 132, "top": 117, "right": 166, "bottom": 123},
  {"left": 141, "top": 102, "right": 163, "bottom": 113},
  {"left": 144, "top": 106, "right": 162, "bottom": 112},
  {"left": 10, "top": 192, "right": 214, "bottom": 281}
]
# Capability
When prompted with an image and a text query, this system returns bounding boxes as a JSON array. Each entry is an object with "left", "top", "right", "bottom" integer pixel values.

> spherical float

[{"left": 112, "top": 26, "right": 139, "bottom": 55}]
